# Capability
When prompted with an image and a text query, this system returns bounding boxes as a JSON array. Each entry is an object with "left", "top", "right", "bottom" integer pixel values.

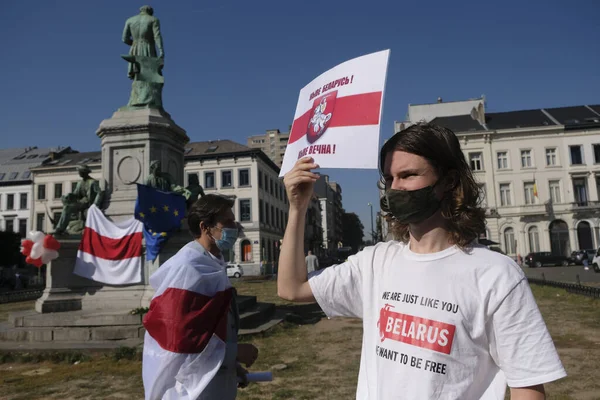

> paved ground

[{"left": 523, "top": 264, "right": 600, "bottom": 284}]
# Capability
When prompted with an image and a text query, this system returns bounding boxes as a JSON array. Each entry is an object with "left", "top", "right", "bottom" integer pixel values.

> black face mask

[{"left": 381, "top": 182, "right": 441, "bottom": 224}]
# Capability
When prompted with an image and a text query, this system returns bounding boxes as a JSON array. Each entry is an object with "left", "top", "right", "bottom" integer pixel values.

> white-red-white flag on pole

[
  {"left": 73, "top": 205, "right": 143, "bottom": 285},
  {"left": 142, "top": 243, "right": 233, "bottom": 400}
]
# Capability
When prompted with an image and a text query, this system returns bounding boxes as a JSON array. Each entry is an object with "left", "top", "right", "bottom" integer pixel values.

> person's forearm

[
  {"left": 277, "top": 208, "right": 307, "bottom": 300},
  {"left": 510, "top": 385, "right": 545, "bottom": 400}
]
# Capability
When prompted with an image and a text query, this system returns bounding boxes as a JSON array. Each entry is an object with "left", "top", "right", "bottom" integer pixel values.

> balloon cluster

[{"left": 21, "top": 231, "right": 61, "bottom": 268}]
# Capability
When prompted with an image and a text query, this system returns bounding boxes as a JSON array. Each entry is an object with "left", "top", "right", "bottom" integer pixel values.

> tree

[
  {"left": 0, "top": 231, "right": 23, "bottom": 267},
  {"left": 342, "top": 212, "right": 364, "bottom": 253}
]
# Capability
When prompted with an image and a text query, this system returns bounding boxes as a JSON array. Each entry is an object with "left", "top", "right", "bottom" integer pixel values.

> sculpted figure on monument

[
  {"left": 121, "top": 6, "right": 165, "bottom": 109},
  {"left": 54, "top": 165, "right": 104, "bottom": 235},
  {"left": 185, "top": 173, "right": 205, "bottom": 209},
  {"left": 122, "top": 5, "right": 164, "bottom": 79},
  {"left": 145, "top": 160, "right": 190, "bottom": 199}
]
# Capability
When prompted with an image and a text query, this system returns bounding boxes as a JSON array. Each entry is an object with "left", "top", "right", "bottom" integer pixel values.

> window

[
  {"left": 259, "top": 171, "right": 263, "bottom": 189},
  {"left": 469, "top": 152, "right": 483, "bottom": 171},
  {"left": 36, "top": 213, "right": 45, "bottom": 232},
  {"left": 524, "top": 182, "right": 536, "bottom": 205},
  {"left": 499, "top": 184, "right": 511, "bottom": 206},
  {"left": 37, "top": 184, "right": 46, "bottom": 200},
  {"left": 9, "top": 172, "right": 18, "bottom": 180},
  {"left": 221, "top": 170, "right": 232, "bottom": 188},
  {"left": 275, "top": 208, "right": 280, "bottom": 228},
  {"left": 270, "top": 178, "right": 274, "bottom": 196},
  {"left": 573, "top": 178, "right": 588, "bottom": 206},
  {"left": 204, "top": 171, "right": 215, "bottom": 189},
  {"left": 528, "top": 226, "right": 540, "bottom": 253},
  {"left": 265, "top": 202, "right": 270, "bottom": 224},
  {"left": 594, "top": 144, "right": 600, "bottom": 164},
  {"left": 546, "top": 148, "right": 557, "bottom": 166},
  {"left": 0, "top": 173, "right": 4, "bottom": 180},
  {"left": 259, "top": 199, "right": 264, "bottom": 223},
  {"left": 5, "top": 218, "right": 14, "bottom": 233},
  {"left": 19, "top": 193, "right": 27, "bottom": 210},
  {"left": 54, "top": 183, "right": 63, "bottom": 199},
  {"left": 280, "top": 185, "right": 284, "bottom": 201},
  {"left": 504, "top": 228, "right": 516, "bottom": 255},
  {"left": 18, "top": 219, "right": 27, "bottom": 238},
  {"left": 520, "top": 150, "right": 532, "bottom": 168},
  {"left": 6, "top": 194, "right": 14, "bottom": 210},
  {"left": 478, "top": 184, "right": 487, "bottom": 207},
  {"left": 570, "top": 145, "right": 584, "bottom": 165},
  {"left": 497, "top": 152, "right": 508, "bottom": 169},
  {"left": 239, "top": 199, "right": 251, "bottom": 222},
  {"left": 187, "top": 172, "right": 199, "bottom": 186},
  {"left": 205, "top": 145, "right": 218, "bottom": 153},
  {"left": 280, "top": 210, "right": 285, "bottom": 229},
  {"left": 22, "top": 171, "right": 31, "bottom": 179},
  {"left": 241, "top": 240, "right": 252, "bottom": 262},
  {"left": 239, "top": 169, "right": 250, "bottom": 187},
  {"left": 271, "top": 205, "right": 275, "bottom": 226},
  {"left": 549, "top": 180, "right": 561, "bottom": 204}
]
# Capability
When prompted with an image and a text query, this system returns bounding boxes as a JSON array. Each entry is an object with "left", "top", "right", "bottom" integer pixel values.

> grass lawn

[{"left": 0, "top": 282, "right": 598, "bottom": 399}]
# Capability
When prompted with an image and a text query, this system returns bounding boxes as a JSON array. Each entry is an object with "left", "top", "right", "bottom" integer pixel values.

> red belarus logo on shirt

[
  {"left": 306, "top": 91, "right": 337, "bottom": 143},
  {"left": 377, "top": 304, "right": 456, "bottom": 355}
]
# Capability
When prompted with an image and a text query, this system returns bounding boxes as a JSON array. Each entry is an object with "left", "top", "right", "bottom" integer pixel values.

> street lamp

[{"left": 367, "top": 202, "right": 375, "bottom": 244}]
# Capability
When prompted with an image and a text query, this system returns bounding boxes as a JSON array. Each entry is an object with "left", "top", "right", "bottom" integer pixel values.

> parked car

[
  {"left": 226, "top": 263, "right": 244, "bottom": 278},
  {"left": 591, "top": 248, "right": 600, "bottom": 273},
  {"left": 570, "top": 249, "right": 596, "bottom": 265},
  {"left": 524, "top": 252, "right": 570, "bottom": 268}
]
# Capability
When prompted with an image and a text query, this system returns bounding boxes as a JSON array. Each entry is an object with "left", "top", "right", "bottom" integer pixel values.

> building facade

[
  {"left": 314, "top": 175, "right": 344, "bottom": 253},
  {"left": 185, "top": 140, "right": 290, "bottom": 275},
  {"left": 394, "top": 99, "right": 600, "bottom": 258},
  {"left": 247, "top": 128, "right": 290, "bottom": 167},
  {"left": 30, "top": 151, "right": 102, "bottom": 234},
  {"left": 0, "top": 147, "right": 71, "bottom": 237}
]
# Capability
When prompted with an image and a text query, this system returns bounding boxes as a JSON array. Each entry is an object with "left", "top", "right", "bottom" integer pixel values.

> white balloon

[
  {"left": 30, "top": 242, "right": 44, "bottom": 259},
  {"left": 41, "top": 249, "right": 59, "bottom": 265},
  {"left": 28, "top": 231, "right": 45, "bottom": 244}
]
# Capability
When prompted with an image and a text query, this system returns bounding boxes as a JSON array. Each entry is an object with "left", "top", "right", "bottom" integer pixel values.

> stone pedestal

[
  {"left": 96, "top": 108, "right": 189, "bottom": 222},
  {"left": 34, "top": 107, "right": 190, "bottom": 314}
]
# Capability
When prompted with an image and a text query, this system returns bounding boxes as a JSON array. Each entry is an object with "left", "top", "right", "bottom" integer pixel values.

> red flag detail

[
  {"left": 288, "top": 91, "right": 383, "bottom": 145},
  {"left": 78, "top": 227, "right": 142, "bottom": 261},
  {"left": 144, "top": 287, "right": 233, "bottom": 354}
]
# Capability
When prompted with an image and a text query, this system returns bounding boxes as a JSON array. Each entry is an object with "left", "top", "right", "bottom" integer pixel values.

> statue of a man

[
  {"left": 186, "top": 173, "right": 205, "bottom": 209},
  {"left": 145, "top": 160, "right": 192, "bottom": 200},
  {"left": 54, "top": 165, "right": 104, "bottom": 235},
  {"left": 122, "top": 5, "right": 164, "bottom": 80}
]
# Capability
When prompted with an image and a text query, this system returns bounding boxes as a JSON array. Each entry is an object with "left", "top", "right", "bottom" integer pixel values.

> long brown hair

[{"left": 379, "top": 123, "right": 486, "bottom": 248}]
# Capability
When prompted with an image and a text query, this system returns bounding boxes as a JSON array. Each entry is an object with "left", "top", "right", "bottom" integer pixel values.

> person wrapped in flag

[{"left": 142, "top": 194, "right": 259, "bottom": 399}]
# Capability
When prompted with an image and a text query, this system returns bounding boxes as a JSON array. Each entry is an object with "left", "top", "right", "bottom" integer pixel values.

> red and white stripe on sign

[
  {"left": 288, "top": 91, "right": 383, "bottom": 145},
  {"left": 79, "top": 227, "right": 142, "bottom": 260},
  {"left": 144, "top": 287, "right": 233, "bottom": 353},
  {"left": 378, "top": 305, "right": 456, "bottom": 355}
]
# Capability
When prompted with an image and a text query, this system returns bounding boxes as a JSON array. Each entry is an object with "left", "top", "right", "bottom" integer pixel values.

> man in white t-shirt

[
  {"left": 305, "top": 250, "right": 319, "bottom": 273},
  {"left": 278, "top": 123, "right": 566, "bottom": 399}
]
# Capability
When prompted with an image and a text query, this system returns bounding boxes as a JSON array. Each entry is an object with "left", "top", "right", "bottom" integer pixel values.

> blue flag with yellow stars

[{"left": 135, "top": 184, "right": 186, "bottom": 261}]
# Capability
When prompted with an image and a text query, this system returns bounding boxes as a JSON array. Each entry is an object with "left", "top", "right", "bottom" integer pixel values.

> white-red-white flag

[
  {"left": 73, "top": 205, "right": 143, "bottom": 285},
  {"left": 142, "top": 242, "right": 233, "bottom": 400}
]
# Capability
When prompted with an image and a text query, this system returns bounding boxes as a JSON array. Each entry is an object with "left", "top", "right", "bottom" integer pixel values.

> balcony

[{"left": 571, "top": 201, "right": 600, "bottom": 211}]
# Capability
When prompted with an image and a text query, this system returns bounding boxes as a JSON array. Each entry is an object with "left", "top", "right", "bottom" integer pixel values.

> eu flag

[{"left": 135, "top": 184, "right": 186, "bottom": 261}]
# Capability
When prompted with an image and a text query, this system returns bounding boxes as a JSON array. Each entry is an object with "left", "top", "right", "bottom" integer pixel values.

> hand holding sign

[
  {"left": 283, "top": 157, "right": 320, "bottom": 212},
  {"left": 280, "top": 50, "right": 390, "bottom": 177}
]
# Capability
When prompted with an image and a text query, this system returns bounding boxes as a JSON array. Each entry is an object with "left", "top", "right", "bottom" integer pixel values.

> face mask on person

[
  {"left": 381, "top": 181, "right": 442, "bottom": 224},
  {"left": 213, "top": 227, "right": 239, "bottom": 250}
]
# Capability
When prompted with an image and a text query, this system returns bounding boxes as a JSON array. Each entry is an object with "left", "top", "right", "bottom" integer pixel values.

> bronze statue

[
  {"left": 121, "top": 6, "right": 165, "bottom": 110},
  {"left": 145, "top": 160, "right": 190, "bottom": 199},
  {"left": 53, "top": 165, "right": 104, "bottom": 235},
  {"left": 185, "top": 173, "right": 205, "bottom": 209},
  {"left": 122, "top": 5, "right": 164, "bottom": 79}
]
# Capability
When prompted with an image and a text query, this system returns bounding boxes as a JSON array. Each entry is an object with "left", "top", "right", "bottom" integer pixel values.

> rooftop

[
  {"left": 0, "top": 147, "right": 71, "bottom": 185},
  {"left": 31, "top": 151, "right": 102, "bottom": 170},
  {"left": 185, "top": 140, "right": 280, "bottom": 173}
]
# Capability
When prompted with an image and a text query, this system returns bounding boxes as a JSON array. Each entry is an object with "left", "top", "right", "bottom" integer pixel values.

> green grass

[{"left": 0, "top": 282, "right": 597, "bottom": 399}]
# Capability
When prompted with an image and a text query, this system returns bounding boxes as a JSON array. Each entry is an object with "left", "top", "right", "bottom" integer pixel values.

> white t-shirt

[{"left": 308, "top": 241, "right": 566, "bottom": 400}]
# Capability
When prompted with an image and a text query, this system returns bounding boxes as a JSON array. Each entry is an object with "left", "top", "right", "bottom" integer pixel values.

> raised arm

[{"left": 277, "top": 158, "right": 320, "bottom": 302}]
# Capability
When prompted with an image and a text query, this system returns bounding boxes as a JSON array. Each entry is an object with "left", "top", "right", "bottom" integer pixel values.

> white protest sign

[{"left": 279, "top": 49, "right": 390, "bottom": 177}]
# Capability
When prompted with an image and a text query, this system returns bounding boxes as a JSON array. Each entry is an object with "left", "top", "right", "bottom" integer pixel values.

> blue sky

[{"left": 1, "top": 0, "right": 599, "bottom": 237}]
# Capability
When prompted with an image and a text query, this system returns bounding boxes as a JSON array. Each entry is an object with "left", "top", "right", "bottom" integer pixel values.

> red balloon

[
  {"left": 21, "top": 240, "right": 34, "bottom": 256},
  {"left": 43, "top": 235, "right": 61, "bottom": 251},
  {"left": 25, "top": 256, "right": 44, "bottom": 268}
]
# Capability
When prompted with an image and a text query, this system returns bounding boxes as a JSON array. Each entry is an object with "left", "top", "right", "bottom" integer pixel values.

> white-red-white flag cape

[
  {"left": 142, "top": 242, "right": 233, "bottom": 400},
  {"left": 73, "top": 205, "right": 143, "bottom": 285}
]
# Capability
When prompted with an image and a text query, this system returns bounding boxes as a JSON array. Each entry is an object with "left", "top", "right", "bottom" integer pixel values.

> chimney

[{"left": 437, "top": 97, "right": 443, "bottom": 103}]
